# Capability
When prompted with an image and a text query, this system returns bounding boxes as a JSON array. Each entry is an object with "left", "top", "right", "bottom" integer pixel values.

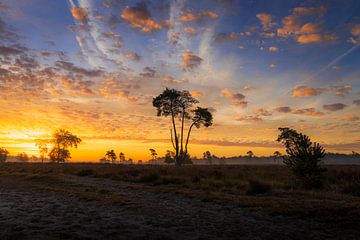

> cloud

[
  {"left": 292, "top": 86, "right": 322, "bottom": 97},
  {"left": 184, "top": 27, "right": 196, "bottom": 35},
  {"left": 163, "top": 75, "right": 188, "bottom": 84},
  {"left": 55, "top": 61, "right": 104, "bottom": 77},
  {"left": 124, "top": 51, "right": 141, "bottom": 61},
  {"left": 180, "top": 53, "right": 203, "bottom": 70},
  {"left": 269, "top": 46, "right": 279, "bottom": 52},
  {"left": 256, "top": 13, "right": 276, "bottom": 31},
  {"left": 221, "top": 88, "right": 248, "bottom": 108},
  {"left": 190, "top": 91, "right": 204, "bottom": 97},
  {"left": 277, "top": 5, "right": 335, "bottom": 44},
  {"left": 121, "top": 2, "right": 162, "bottom": 33},
  {"left": 254, "top": 108, "right": 272, "bottom": 116},
  {"left": 179, "top": 10, "right": 219, "bottom": 22},
  {"left": 297, "top": 33, "right": 336, "bottom": 44},
  {"left": 274, "top": 106, "right": 292, "bottom": 113},
  {"left": 212, "top": 32, "right": 238, "bottom": 42},
  {"left": 275, "top": 106, "right": 323, "bottom": 116},
  {"left": 236, "top": 115, "right": 262, "bottom": 122},
  {"left": 0, "top": 45, "right": 24, "bottom": 56},
  {"left": 323, "top": 103, "right": 347, "bottom": 111},
  {"left": 71, "top": 7, "right": 88, "bottom": 21},
  {"left": 329, "top": 85, "right": 352, "bottom": 96},
  {"left": 349, "top": 24, "right": 360, "bottom": 44},
  {"left": 269, "top": 64, "right": 277, "bottom": 68},
  {"left": 140, "top": 67, "right": 156, "bottom": 78},
  {"left": 292, "top": 6, "right": 326, "bottom": 15},
  {"left": 0, "top": 3, "right": 9, "bottom": 9},
  {"left": 291, "top": 108, "right": 325, "bottom": 116},
  {"left": 343, "top": 115, "right": 359, "bottom": 121}
]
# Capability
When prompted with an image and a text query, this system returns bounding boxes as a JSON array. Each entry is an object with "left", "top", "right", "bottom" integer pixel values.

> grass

[{"left": 0, "top": 163, "right": 359, "bottom": 227}]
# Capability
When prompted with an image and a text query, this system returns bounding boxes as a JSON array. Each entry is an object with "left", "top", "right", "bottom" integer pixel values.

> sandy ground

[{"left": 0, "top": 174, "right": 357, "bottom": 240}]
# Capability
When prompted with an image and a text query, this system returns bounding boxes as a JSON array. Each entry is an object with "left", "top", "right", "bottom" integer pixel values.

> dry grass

[{"left": 0, "top": 163, "right": 359, "bottom": 228}]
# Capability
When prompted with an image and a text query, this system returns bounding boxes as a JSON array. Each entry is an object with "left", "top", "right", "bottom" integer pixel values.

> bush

[
  {"left": 246, "top": 180, "right": 271, "bottom": 195},
  {"left": 138, "top": 173, "right": 159, "bottom": 183},
  {"left": 76, "top": 169, "right": 94, "bottom": 176},
  {"left": 341, "top": 181, "right": 360, "bottom": 196},
  {"left": 277, "top": 127, "right": 326, "bottom": 189}
]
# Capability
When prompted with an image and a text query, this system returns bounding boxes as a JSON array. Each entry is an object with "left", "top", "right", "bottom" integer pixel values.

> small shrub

[
  {"left": 160, "top": 177, "right": 183, "bottom": 185},
  {"left": 341, "top": 181, "right": 360, "bottom": 197},
  {"left": 128, "top": 169, "right": 140, "bottom": 177},
  {"left": 191, "top": 175, "right": 201, "bottom": 183},
  {"left": 138, "top": 173, "right": 159, "bottom": 183},
  {"left": 76, "top": 169, "right": 94, "bottom": 177},
  {"left": 246, "top": 180, "right": 271, "bottom": 195}
]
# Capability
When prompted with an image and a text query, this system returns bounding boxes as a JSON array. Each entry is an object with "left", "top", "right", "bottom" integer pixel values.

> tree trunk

[
  {"left": 170, "top": 107, "right": 180, "bottom": 165},
  {"left": 184, "top": 122, "right": 196, "bottom": 156}
]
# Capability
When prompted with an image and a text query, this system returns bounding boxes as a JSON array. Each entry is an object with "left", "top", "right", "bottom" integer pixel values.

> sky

[{"left": 0, "top": 0, "right": 360, "bottom": 161}]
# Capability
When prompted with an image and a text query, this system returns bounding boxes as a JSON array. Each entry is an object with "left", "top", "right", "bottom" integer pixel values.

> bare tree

[
  {"left": 49, "top": 129, "right": 81, "bottom": 163},
  {"left": 153, "top": 88, "right": 213, "bottom": 165}
]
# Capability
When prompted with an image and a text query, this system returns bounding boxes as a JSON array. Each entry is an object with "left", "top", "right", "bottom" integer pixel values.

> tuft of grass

[
  {"left": 76, "top": 169, "right": 94, "bottom": 177},
  {"left": 138, "top": 172, "right": 159, "bottom": 183},
  {"left": 246, "top": 180, "right": 271, "bottom": 195}
]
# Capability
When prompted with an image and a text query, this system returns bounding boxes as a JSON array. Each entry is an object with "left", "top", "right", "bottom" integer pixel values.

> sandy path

[{"left": 0, "top": 175, "right": 353, "bottom": 240}]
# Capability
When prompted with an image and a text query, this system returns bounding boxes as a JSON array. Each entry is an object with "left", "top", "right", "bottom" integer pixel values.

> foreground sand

[{"left": 0, "top": 163, "right": 359, "bottom": 239}]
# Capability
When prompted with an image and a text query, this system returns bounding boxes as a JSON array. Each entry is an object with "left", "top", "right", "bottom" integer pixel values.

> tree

[
  {"left": 247, "top": 150, "right": 254, "bottom": 158},
  {"left": 277, "top": 127, "right": 326, "bottom": 188},
  {"left": 0, "top": 147, "right": 9, "bottom": 163},
  {"left": 149, "top": 148, "right": 158, "bottom": 160},
  {"left": 99, "top": 157, "right": 109, "bottom": 164},
  {"left": 105, "top": 150, "right": 117, "bottom": 164},
  {"left": 49, "top": 129, "right": 81, "bottom": 163},
  {"left": 203, "top": 150, "right": 212, "bottom": 165},
  {"left": 273, "top": 151, "right": 282, "bottom": 163},
  {"left": 119, "top": 152, "right": 125, "bottom": 162},
  {"left": 153, "top": 88, "right": 213, "bottom": 165},
  {"left": 164, "top": 150, "right": 175, "bottom": 164},
  {"left": 35, "top": 140, "right": 48, "bottom": 163},
  {"left": 17, "top": 152, "right": 29, "bottom": 162}
]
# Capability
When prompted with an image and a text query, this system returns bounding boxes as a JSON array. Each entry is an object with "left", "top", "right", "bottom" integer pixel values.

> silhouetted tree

[
  {"left": 273, "top": 151, "right": 282, "bottom": 163},
  {"left": 17, "top": 152, "right": 29, "bottom": 162},
  {"left": 352, "top": 151, "right": 359, "bottom": 156},
  {"left": 203, "top": 150, "right": 212, "bottom": 165},
  {"left": 153, "top": 88, "right": 213, "bottom": 165},
  {"left": 149, "top": 148, "right": 158, "bottom": 160},
  {"left": 247, "top": 150, "right": 254, "bottom": 158},
  {"left": 49, "top": 129, "right": 81, "bottom": 163},
  {"left": 35, "top": 140, "right": 48, "bottom": 163},
  {"left": 119, "top": 152, "right": 125, "bottom": 162},
  {"left": 99, "top": 157, "right": 109, "bottom": 164},
  {"left": 277, "top": 127, "right": 326, "bottom": 188},
  {"left": 164, "top": 150, "right": 175, "bottom": 164},
  {"left": 105, "top": 150, "right": 117, "bottom": 164},
  {"left": 0, "top": 147, "right": 9, "bottom": 163}
]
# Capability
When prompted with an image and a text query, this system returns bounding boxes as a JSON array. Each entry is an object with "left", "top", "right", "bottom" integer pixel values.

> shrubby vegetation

[{"left": 277, "top": 127, "right": 326, "bottom": 188}]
